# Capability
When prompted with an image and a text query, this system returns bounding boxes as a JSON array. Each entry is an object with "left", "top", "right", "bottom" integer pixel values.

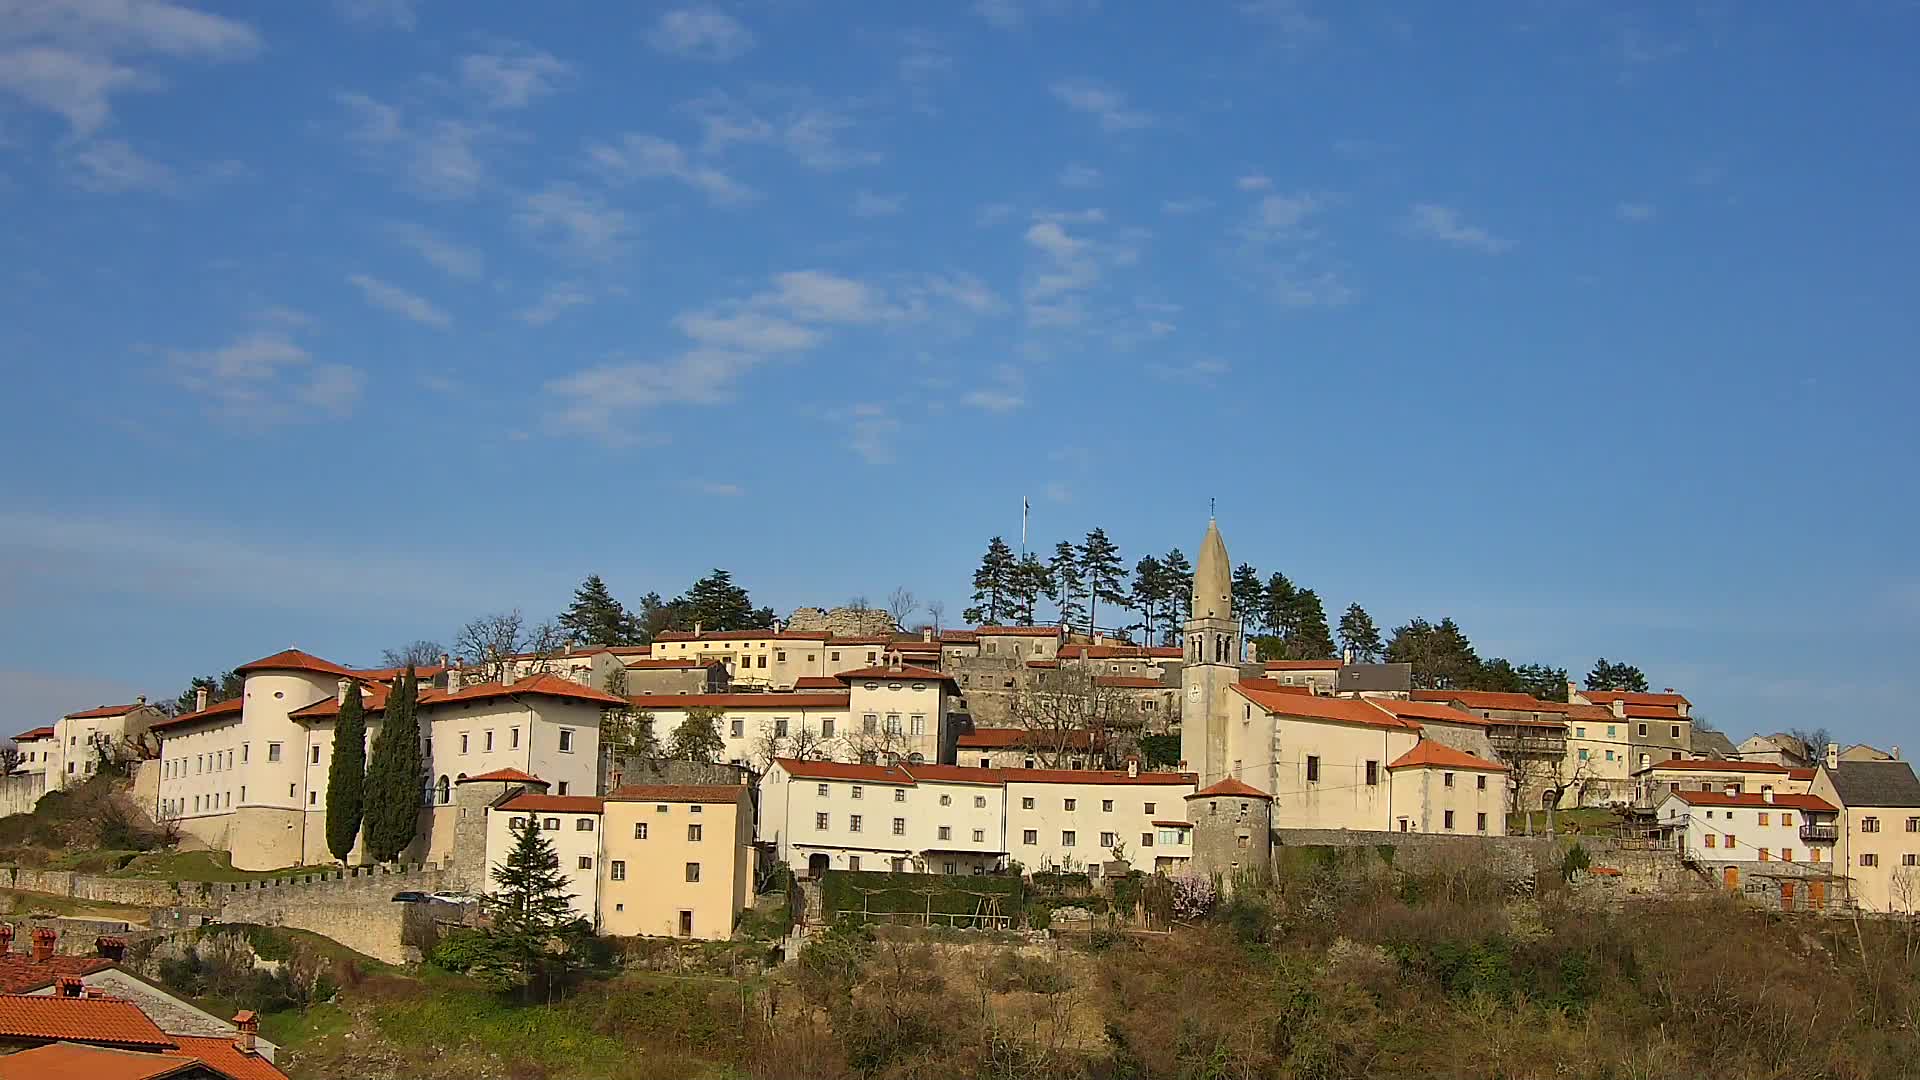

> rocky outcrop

[{"left": 785, "top": 606, "right": 900, "bottom": 637}]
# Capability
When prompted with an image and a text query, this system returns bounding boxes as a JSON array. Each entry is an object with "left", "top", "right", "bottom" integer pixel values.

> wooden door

[
  {"left": 1809, "top": 880, "right": 1825, "bottom": 909},
  {"left": 1722, "top": 866, "right": 1740, "bottom": 891},
  {"left": 1779, "top": 880, "right": 1795, "bottom": 912}
]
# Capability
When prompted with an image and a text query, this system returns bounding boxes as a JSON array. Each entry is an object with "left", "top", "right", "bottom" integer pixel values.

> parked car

[
  {"left": 428, "top": 891, "right": 477, "bottom": 905},
  {"left": 391, "top": 891, "right": 432, "bottom": 903}
]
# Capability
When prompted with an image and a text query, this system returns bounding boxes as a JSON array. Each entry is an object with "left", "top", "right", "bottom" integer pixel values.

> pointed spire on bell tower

[{"left": 1193, "top": 516, "right": 1232, "bottom": 620}]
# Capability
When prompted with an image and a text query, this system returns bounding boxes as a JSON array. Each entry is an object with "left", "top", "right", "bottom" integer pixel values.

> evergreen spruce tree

[
  {"left": 1007, "top": 554, "right": 1051, "bottom": 626},
  {"left": 481, "top": 815, "right": 586, "bottom": 1000},
  {"left": 1047, "top": 541, "right": 1086, "bottom": 628},
  {"left": 963, "top": 536, "right": 1018, "bottom": 625},
  {"left": 1263, "top": 572, "right": 1298, "bottom": 642},
  {"left": 558, "top": 573, "right": 641, "bottom": 646},
  {"left": 668, "top": 708, "right": 726, "bottom": 762},
  {"left": 1078, "top": 528, "right": 1127, "bottom": 636},
  {"left": 363, "top": 666, "right": 424, "bottom": 863},
  {"left": 1130, "top": 555, "right": 1168, "bottom": 643},
  {"left": 1386, "top": 618, "right": 1481, "bottom": 690},
  {"left": 681, "top": 569, "right": 761, "bottom": 631},
  {"left": 1230, "top": 564, "right": 1265, "bottom": 632},
  {"left": 1515, "top": 662, "right": 1571, "bottom": 702},
  {"left": 1284, "top": 589, "right": 1337, "bottom": 659},
  {"left": 324, "top": 681, "right": 368, "bottom": 863},
  {"left": 1160, "top": 549, "right": 1193, "bottom": 627},
  {"left": 1337, "top": 604, "right": 1384, "bottom": 662},
  {"left": 1585, "top": 658, "right": 1650, "bottom": 693}
]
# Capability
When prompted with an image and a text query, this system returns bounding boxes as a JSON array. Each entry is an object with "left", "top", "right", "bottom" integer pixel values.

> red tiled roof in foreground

[
  {"left": 61, "top": 703, "right": 150, "bottom": 720},
  {"left": 774, "top": 758, "right": 917, "bottom": 785},
  {"left": 1234, "top": 682, "right": 1421, "bottom": 731},
  {"left": 497, "top": 794, "right": 605, "bottom": 815},
  {"left": 148, "top": 697, "right": 244, "bottom": 735},
  {"left": 1584, "top": 689, "right": 1692, "bottom": 708},
  {"left": 0, "top": 953, "right": 114, "bottom": 994},
  {"left": 1187, "top": 777, "right": 1273, "bottom": 800},
  {"left": 1365, "top": 699, "right": 1490, "bottom": 727},
  {"left": 1666, "top": 790, "right": 1837, "bottom": 812},
  {"left": 604, "top": 784, "right": 748, "bottom": 805},
  {"left": 164, "top": 1033, "right": 291, "bottom": 1080},
  {"left": 0, "top": 1042, "right": 203, "bottom": 1080},
  {"left": 233, "top": 649, "right": 354, "bottom": 678},
  {"left": 435, "top": 673, "right": 625, "bottom": 708},
  {"left": 456, "top": 768, "right": 545, "bottom": 785},
  {"left": 0, "top": 993, "right": 174, "bottom": 1050},
  {"left": 1388, "top": 741, "right": 1508, "bottom": 772},
  {"left": 11, "top": 726, "right": 55, "bottom": 742}
]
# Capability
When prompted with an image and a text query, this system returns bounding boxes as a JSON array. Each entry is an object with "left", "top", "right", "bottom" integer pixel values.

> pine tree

[
  {"left": 1515, "top": 663, "right": 1570, "bottom": 702},
  {"left": 1284, "top": 589, "right": 1336, "bottom": 660},
  {"left": 558, "top": 574, "right": 641, "bottom": 646},
  {"left": 1262, "top": 573, "right": 1298, "bottom": 641},
  {"left": 1007, "top": 554, "right": 1051, "bottom": 626},
  {"left": 324, "top": 681, "right": 368, "bottom": 863},
  {"left": 1078, "top": 528, "right": 1127, "bottom": 636},
  {"left": 680, "top": 570, "right": 761, "bottom": 631},
  {"left": 1586, "top": 658, "right": 1649, "bottom": 693},
  {"left": 964, "top": 537, "right": 1018, "bottom": 625},
  {"left": 1386, "top": 618, "right": 1481, "bottom": 690},
  {"left": 1230, "top": 564, "right": 1264, "bottom": 631},
  {"left": 1160, "top": 549, "right": 1193, "bottom": 629},
  {"left": 668, "top": 708, "right": 726, "bottom": 762},
  {"left": 1047, "top": 541, "right": 1086, "bottom": 628},
  {"left": 481, "top": 814, "right": 586, "bottom": 999},
  {"left": 1130, "top": 555, "right": 1167, "bottom": 643},
  {"left": 363, "top": 666, "right": 424, "bottom": 863},
  {"left": 1337, "top": 604, "right": 1384, "bottom": 662}
]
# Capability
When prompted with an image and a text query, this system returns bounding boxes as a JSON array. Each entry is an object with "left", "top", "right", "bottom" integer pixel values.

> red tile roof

[
  {"left": 974, "top": 626, "right": 1063, "bottom": 637},
  {"left": 604, "top": 784, "right": 748, "bottom": 804},
  {"left": 774, "top": 758, "right": 916, "bottom": 784},
  {"left": 1365, "top": 699, "right": 1489, "bottom": 727},
  {"left": 1236, "top": 678, "right": 1314, "bottom": 696},
  {"left": 893, "top": 763, "right": 1007, "bottom": 786},
  {"left": 792, "top": 676, "right": 843, "bottom": 690},
  {"left": 61, "top": 703, "right": 149, "bottom": 720},
  {"left": 1640, "top": 757, "right": 1798, "bottom": 775},
  {"left": 1411, "top": 689, "right": 1572, "bottom": 714},
  {"left": 434, "top": 673, "right": 625, "bottom": 708},
  {"left": 1093, "top": 676, "right": 1166, "bottom": 689},
  {"left": 939, "top": 630, "right": 979, "bottom": 643},
  {"left": 1666, "top": 790, "right": 1836, "bottom": 812},
  {"left": 0, "top": 1043, "right": 204, "bottom": 1080},
  {"left": 1234, "top": 682, "right": 1421, "bottom": 731},
  {"left": 623, "top": 658, "right": 721, "bottom": 670},
  {"left": 627, "top": 692, "right": 849, "bottom": 710},
  {"left": 233, "top": 649, "right": 354, "bottom": 678},
  {"left": 1584, "top": 690, "right": 1691, "bottom": 708},
  {"left": 1788, "top": 768, "right": 1816, "bottom": 782},
  {"left": 457, "top": 768, "right": 545, "bottom": 785},
  {"left": 832, "top": 664, "right": 957, "bottom": 685},
  {"left": 0, "top": 993, "right": 174, "bottom": 1050},
  {"left": 11, "top": 727, "right": 55, "bottom": 742},
  {"left": 1388, "top": 741, "right": 1508, "bottom": 772},
  {"left": 825, "top": 635, "right": 894, "bottom": 646},
  {"left": 0, "top": 954, "right": 114, "bottom": 994},
  {"left": 497, "top": 794, "right": 604, "bottom": 814},
  {"left": 164, "top": 1034, "right": 291, "bottom": 1080},
  {"left": 1622, "top": 704, "right": 1686, "bottom": 720},
  {"left": 999, "top": 767, "right": 1195, "bottom": 786},
  {"left": 1187, "top": 777, "right": 1272, "bottom": 799},
  {"left": 1059, "top": 644, "right": 1181, "bottom": 660},
  {"left": 652, "top": 630, "right": 830, "bottom": 642},
  {"left": 1262, "top": 660, "right": 1342, "bottom": 672},
  {"left": 1565, "top": 704, "right": 1614, "bottom": 721},
  {"left": 148, "top": 697, "right": 244, "bottom": 734},
  {"left": 288, "top": 681, "right": 392, "bottom": 720},
  {"left": 347, "top": 663, "right": 448, "bottom": 682}
]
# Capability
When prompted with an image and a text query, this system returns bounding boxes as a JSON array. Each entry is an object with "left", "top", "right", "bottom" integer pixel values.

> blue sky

[{"left": 2, "top": 1, "right": 1917, "bottom": 748}]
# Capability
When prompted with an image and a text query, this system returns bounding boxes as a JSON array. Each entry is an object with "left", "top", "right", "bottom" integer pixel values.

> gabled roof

[
  {"left": 1411, "top": 689, "right": 1572, "bottom": 714},
  {"left": 774, "top": 758, "right": 916, "bottom": 785},
  {"left": 433, "top": 673, "right": 625, "bottom": 708},
  {"left": 1823, "top": 760, "right": 1920, "bottom": 808},
  {"left": 1364, "top": 699, "right": 1488, "bottom": 727},
  {"left": 0, "top": 993, "right": 174, "bottom": 1050},
  {"left": 1388, "top": 741, "right": 1508, "bottom": 772},
  {"left": 0, "top": 1043, "right": 205, "bottom": 1080},
  {"left": 1664, "top": 790, "right": 1836, "bottom": 811},
  {"left": 1583, "top": 689, "right": 1691, "bottom": 708},
  {"left": 233, "top": 649, "right": 354, "bottom": 678},
  {"left": 1639, "top": 757, "right": 1797, "bottom": 775},
  {"left": 1622, "top": 704, "right": 1686, "bottom": 720},
  {"left": 61, "top": 703, "right": 150, "bottom": 720},
  {"left": 11, "top": 726, "right": 55, "bottom": 742},
  {"left": 604, "top": 784, "right": 748, "bottom": 804},
  {"left": 792, "top": 676, "right": 843, "bottom": 690},
  {"left": 497, "top": 794, "right": 604, "bottom": 814},
  {"left": 1186, "top": 777, "right": 1272, "bottom": 800},
  {"left": 1691, "top": 730, "right": 1740, "bottom": 758},
  {"left": 1262, "top": 660, "right": 1342, "bottom": 672},
  {"left": 627, "top": 692, "right": 850, "bottom": 710},
  {"left": 892, "top": 763, "right": 1007, "bottom": 786},
  {"left": 164, "top": 1033, "right": 291, "bottom": 1080},
  {"left": 832, "top": 664, "right": 957, "bottom": 685},
  {"left": 0, "top": 953, "right": 115, "bottom": 994},
  {"left": 1236, "top": 678, "right": 1313, "bottom": 696},
  {"left": 288, "top": 681, "right": 391, "bottom": 721},
  {"left": 148, "top": 697, "right": 244, "bottom": 735},
  {"left": 457, "top": 768, "right": 546, "bottom": 786},
  {"left": 1233, "top": 682, "right": 1421, "bottom": 731}
]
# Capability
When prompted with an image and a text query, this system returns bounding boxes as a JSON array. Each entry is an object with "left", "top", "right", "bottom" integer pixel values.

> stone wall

[
  {"left": 215, "top": 866, "right": 448, "bottom": 965},
  {"left": 1273, "top": 828, "right": 1558, "bottom": 883},
  {"left": 785, "top": 607, "right": 900, "bottom": 636},
  {"left": 0, "top": 868, "right": 199, "bottom": 909},
  {"left": 0, "top": 774, "right": 46, "bottom": 817}
]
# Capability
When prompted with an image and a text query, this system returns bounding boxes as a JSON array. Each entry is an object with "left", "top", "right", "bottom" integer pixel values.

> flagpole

[{"left": 1021, "top": 496, "right": 1029, "bottom": 559}]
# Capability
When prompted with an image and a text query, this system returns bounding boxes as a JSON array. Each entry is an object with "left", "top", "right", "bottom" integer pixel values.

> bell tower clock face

[{"left": 1188, "top": 685, "right": 1201, "bottom": 702}]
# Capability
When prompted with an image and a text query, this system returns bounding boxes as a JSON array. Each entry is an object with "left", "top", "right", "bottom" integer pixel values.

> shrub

[{"left": 1560, "top": 842, "right": 1592, "bottom": 880}]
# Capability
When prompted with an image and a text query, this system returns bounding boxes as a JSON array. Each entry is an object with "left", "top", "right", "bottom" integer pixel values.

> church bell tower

[{"left": 1179, "top": 518, "right": 1241, "bottom": 788}]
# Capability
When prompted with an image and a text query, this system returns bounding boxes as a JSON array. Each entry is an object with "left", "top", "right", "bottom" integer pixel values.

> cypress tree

[
  {"left": 363, "top": 666, "right": 424, "bottom": 863},
  {"left": 324, "top": 681, "right": 368, "bottom": 863}
]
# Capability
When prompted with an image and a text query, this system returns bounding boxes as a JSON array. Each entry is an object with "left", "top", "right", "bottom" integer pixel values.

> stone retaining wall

[
  {"left": 1273, "top": 828, "right": 1558, "bottom": 881},
  {"left": 217, "top": 869, "right": 447, "bottom": 965}
]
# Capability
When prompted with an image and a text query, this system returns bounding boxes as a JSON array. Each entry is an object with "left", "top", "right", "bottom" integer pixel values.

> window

[
  {"left": 511, "top": 727, "right": 520, "bottom": 748},
  {"left": 1637, "top": 723, "right": 1648, "bottom": 737},
  {"left": 816, "top": 783, "right": 831, "bottom": 797},
  {"left": 893, "top": 789, "right": 906, "bottom": 803},
  {"left": 1444, "top": 772, "right": 1456, "bottom": 788},
  {"left": 1061, "top": 830, "right": 1077, "bottom": 847},
  {"left": 1141, "top": 832, "right": 1154, "bottom": 847},
  {"left": 1477, "top": 813, "right": 1488, "bottom": 832},
  {"left": 543, "top": 817, "right": 560, "bottom": 830},
  {"left": 1908, "top": 817, "right": 1919, "bottom": 833},
  {"left": 634, "top": 822, "right": 649, "bottom": 839},
  {"left": 776, "top": 650, "right": 786, "bottom": 662},
  {"left": 1671, "top": 725, "right": 1681, "bottom": 739},
  {"left": 577, "top": 856, "right": 593, "bottom": 870},
  {"left": 460, "top": 733, "right": 469, "bottom": 754},
  {"left": 1810, "top": 848, "right": 1822, "bottom": 863},
  {"left": 892, "top": 817, "right": 905, "bottom": 835},
  {"left": 1576, "top": 727, "right": 1586, "bottom": 739},
  {"left": 774, "top": 719, "right": 788, "bottom": 738},
  {"left": 730, "top": 719, "right": 745, "bottom": 738},
  {"left": 1306, "top": 756, "right": 1320, "bottom": 783},
  {"left": 310, "top": 745, "right": 321, "bottom": 764},
  {"left": 885, "top": 714, "right": 902, "bottom": 734},
  {"left": 758, "top": 655, "right": 767, "bottom": 669},
  {"left": 938, "top": 825, "right": 951, "bottom": 840},
  {"left": 1759, "top": 812, "right": 1770, "bottom": 826},
  {"left": 910, "top": 714, "right": 926, "bottom": 736},
  {"left": 973, "top": 795, "right": 986, "bottom": 808},
  {"left": 940, "top": 794, "right": 951, "bottom": 806},
  {"left": 610, "top": 861, "right": 626, "bottom": 881},
  {"left": 1782, "top": 849, "right": 1794, "bottom": 862},
  {"left": 1863, "top": 817, "right": 1881, "bottom": 833},
  {"left": 815, "top": 812, "right": 829, "bottom": 830},
  {"left": 846, "top": 813, "right": 863, "bottom": 833},
  {"left": 1064, "top": 798, "right": 1077, "bottom": 811},
  {"left": 973, "top": 828, "right": 985, "bottom": 842},
  {"left": 848, "top": 857, "right": 861, "bottom": 872},
  {"left": 688, "top": 823, "right": 702, "bottom": 841},
  {"left": 1477, "top": 775, "right": 1487, "bottom": 791},
  {"left": 1860, "top": 853, "right": 1879, "bottom": 867},
  {"left": 267, "top": 743, "right": 282, "bottom": 763},
  {"left": 1023, "top": 829, "right": 1037, "bottom": 845},
  {"left": 1704, "top": 834, "right": 1716, "bottom": 849},
  {"left": 1759, "top": 848, "right": 1770, "bottom": 861},
  {"left": 822, "top": 719, "right": 835, "bottom": 738},
  {"left": 1782, "top": 813, "right": 1794, "bottom": 826},
  {"left": 685, "top": 862, "right": 701, "bottom": 882},
  {"left": 944, "top": 862, "right": 957, "bottom": 875},
  {"left": 558, "top": 730, "right": 574, "bottom": 753},
  {"left": 1444, "top": 810, "right": 1455, "bottom": 830},
  {"left": 1143, "top": 801, "right": 1156, "bottom": 815},
  {"left": 485, "top": 730, "right": 494, "bottom": 752},
  {"left": 308, "top": 791, "right": 317, "bottom": 805},
  {"left": 557, "top": 782, "right": 570, "bottom": 796},
  {"left": 1365, "top": 761, "right": 1379, "bottom": 786},
  {"left": 862, "top": 713, "right": 877, "bottom": 734},
  {"left": 1100, "top": 831, "right": 1116, "bottom": 847},
  {"left": 1102, "top": 799, "right": 1114, "bottom": 812},
  {"left": 577, "top": 818, "right": 594, "bottom": 831},
  {"left": 436, "top": 776, "right": 451, "bottom": 804},
  {"left": 851, "top": 786, "right": 863, "bottom": 800},
  {"left": 1906, "top": 854, "right": 1919, "bottom": 867}
]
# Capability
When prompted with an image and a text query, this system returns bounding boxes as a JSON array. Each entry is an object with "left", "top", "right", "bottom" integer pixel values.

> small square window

[
  {"left": 610, "top": 861, "right": 626, "bottom": 881},
  {"left": 558, "top": 730, "right": 574, "bottom": 752},
  {"left": 578, "top": 856, "right": 593, "bottom": 870},
  {"left": 685, "top": 862, "right": 701, "bottom": 882},
  {"left": 1062, "top": 830, "right": 1076, "bottom": 847},
  {"left": 634, "top": 822, "right": 649, "bottom": 839},
  {"left": 1023, "top": 829, "right": 1037, "bottom": 844}
]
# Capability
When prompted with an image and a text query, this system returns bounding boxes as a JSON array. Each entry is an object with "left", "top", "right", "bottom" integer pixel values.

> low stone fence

[
  {"left": 1273, "top": 828, "right": 1558, "bottom": 882},
  {"left": 1, "top": 862, "right": 441, "bottom": 912},
  {"left": 217, "top": 869, "right": 447, "bottom": 965}
]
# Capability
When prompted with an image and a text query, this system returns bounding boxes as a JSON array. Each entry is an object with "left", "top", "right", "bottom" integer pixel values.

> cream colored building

[
  {"left": 627, "top": 691, "right": 852, "bottom": 769},
  {"left": 1560, "top": 702, "right": 1634, "bottom": 806},
  {"left": 1386, "top": 741, "right": 1508, "bottom": 835},
  {"left": 1655, "top": 789, "right": 1839, "bottom": 867},
  {"left": 599, "top": 784, "right": 754, "bottom": 939},
  {"left": 1631, "top": 757, "right": 1812, "bottom": 808},
  {"left": 9, "top": 726, "right": 56, "bottom": 780},
  {"left": 648, "top": 629, "right": 880, "bottom": 689},
  {"left": 1228, "top": 681, "right": 1421, "bottom": 830},
  {"left": 1260, "top": 660, "right": 1342, "bottom": 694},
  {"left": 41, "top": 699, "right": 164, "bottom": 790},
  {"left": 1003, "top": 764, "right": 1194, "bottom": 873},
  {"left": 487, "top": 793, "right": 606, "bottom": 925},
  {"left": 1809, "top": 754, "right": 1920, "bottom": 914}
]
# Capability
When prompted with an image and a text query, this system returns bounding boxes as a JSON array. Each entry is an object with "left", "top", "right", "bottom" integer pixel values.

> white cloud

[
  {"left": 544, "top": 349, "right": 760, "bottom": 443},
  {"left": 515, "top": 183, "right": 630, "bottom": 260},
  {"left": 648, "top": 7, "right": 754, "bottom": 62},
  {"left": 1025, "top": 220, "right": 1083, "bottom": 262},
  {"left": 683, "top": 91, "right": 879, "bottom": 171},
  {"left": 460, "top": 44, "right": 571, "bottom": 109},
  {"left": 1162, "top": 197, "right": 1214, "bottom": 215},
  {"left": 336, "top": 0, "right": 417, "bottom": 29},
  {"left": 0, "top": 0, "right": 259, "bottom": 135},
  {"left": 338, "top": 91, "right": 487, "bottom": 199},
  {"left": 851, "top": 189, "right": 905, "bottom": 217},
  {"left": 517, "top": 281, "right": 592, "bottom": 326},
  {"left": 674, "top": 309, "right": 820, "bottom": 352},
  {"left": 767, "top": 270, "right": 900, "bottom": 324},
  {"left": 961, "top": 364, "right": 1025, "bottom": 413},
  {"left": 1237, "top": 173, "right": 1273, "bottom": 191},
  {"left": 390, "top": 223, "right": 483, "bottom": 278},
  {"left": 1407, "top": 202, "right": 1508, "bottom": 253},
  {"left": 587, "top": 132, "right": 757, "bottom": 205},
  {"left": 1021, "top": 217, "right": 1114, "bottom": 328},
  {"left": 1237, "top": 0, "right": 1328, "bottom": 47},
  {"left": 1057, "top": 163, "right": 1102, "bottom": 188},
  {"left": 700, "top": 482, "right": 744, "bottom": 497},
  {"left": 923, "top": 272, "right": 1004, "bottom": 315},
  {"left": 166, "top": 328, "right": 365, "bottom": 425},
  {"left": 347, "top": 273, "right": 452, "bottom": 329},
  {"left": 1615, "top": 201, "right": 1657, "bottom": 223},
  {"left": 1235, "top": 189, "right": 1352, "bottom": 308},
  {"left": 63, "top": 138, "right": 173, "bottom": 192},
  {"left": 1050, "top": 78, "right": 1152, "bottom": 132},
  {"left": 1253, "top": 191, "right": 1324, "bottom": 230},
  {"left": 844, "top": 402, "right": 900, "bottom": 465}
]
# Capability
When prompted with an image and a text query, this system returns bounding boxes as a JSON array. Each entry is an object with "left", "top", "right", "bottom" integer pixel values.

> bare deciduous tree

[
  {"left": 381, "top": 639, "right": 446, "bottom": 668},
  {"left": 749, "top": 719, "right": 832, "bottom": 771},
  {"left": 0, "top": 745, "right": 21, "bottom": 775},
  {"left": 1007, "top": 666, "right": 1143, "bottom": 768},
  {"left": 886, "top": 587, "right": 917, "bottom": 630},
  {"left": 453, "top": 611, "right": 566, "bottom": 684},
  {"left": 926, "top": 600, "right": 946, "bottom": 634}
]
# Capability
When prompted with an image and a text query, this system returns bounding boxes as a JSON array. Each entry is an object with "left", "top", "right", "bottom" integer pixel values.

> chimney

[
  {"left": 1610, "top": 700, "right": 1627, "bottom": 719},
  {"left": 1343, "top": 646, "right": 1356, "bottom": 666},
  {"left": 693, "top": 621, "right": 703, "bottom": 636},
  {"left": 194, "top": 687, "right": 209, "bottom": 713},
  {"left": 232, "top": 1010, "right": 259, "bottom": 1054},
  {"left": 1125, "top": 755, "right": 1140, "bottom": 779},
  {"left": 1763, "top": 788, "right": 1774, "bottom": 803},
  {"left": 1826, "top": 742, "right": 1839, "bottom": 770},
  {"left": 95, "top": 936, "right": 126, "bottom": 962},
  {"left": 1724, "top": 784, "right": 1738, "bottom": 798},
  {"left": 31, "top": 927, "right": 55, "bottom": 963},
  {"left": 336, "top": 678, "right": 351, "bottom": 705},
  {"left": 1094, "top": 631, "right": 1106, "bottom": 645},
  {"left": 922, "top": 627, "right": 933, "bottom": 643},
  {"left": 134, "top": 694, "right": 146, "bottom": 706},
  {"left": 55, "top": 975, "right": 83, "bottom": 998},
  {"left": 439, "top": 652, "right": 450, "bottom": 669},
  {"left": 0, "top": 924, "right": 15, "bottom": 953},
  {"left": 1893, "top": 745, "right": 1902, "bottom": 761},
  {"left": 1566, "top": 679, "right": 1578, "bottom": 702}
]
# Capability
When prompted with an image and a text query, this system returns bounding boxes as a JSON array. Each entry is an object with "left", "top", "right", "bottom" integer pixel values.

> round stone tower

[{"left": 1184, "top": 777, "right": 1273, "bottom": 890}]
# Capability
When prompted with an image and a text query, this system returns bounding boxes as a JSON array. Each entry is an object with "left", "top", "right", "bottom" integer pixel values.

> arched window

[
  {"left": 436, "top": 775, "right": 451, "bottom": 804},
  {"left": 908, "top": 752, "right": 925, "bottom": 765}
]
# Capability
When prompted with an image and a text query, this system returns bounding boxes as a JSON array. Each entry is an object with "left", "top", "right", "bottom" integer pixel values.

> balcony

[
  {"left": 1487, "top": 730, "right": 1567, "bottom": 757},
  {"left": 1799, "top": 823, "right": 1839, "bottom": 843}
]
